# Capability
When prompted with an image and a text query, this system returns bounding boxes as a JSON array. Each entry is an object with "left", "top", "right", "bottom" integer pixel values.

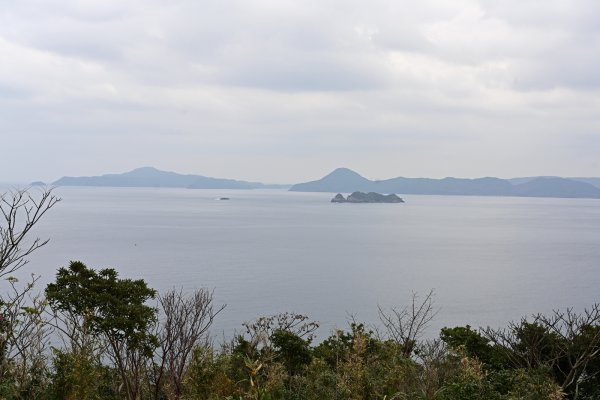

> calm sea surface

[{"left": 9, "top": 187, "right": 600, "bottom": 340}]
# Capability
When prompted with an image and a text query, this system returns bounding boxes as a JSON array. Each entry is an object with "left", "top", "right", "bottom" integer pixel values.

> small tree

[
  {"left": 483, "top": 306, "right": 600, "bottom": 397},
  {"left": 233, "top": 313, "right": 319, "bottom": 396},
  {"left": 378, "top": 289, "right": 439, "bottom": 357},
  {"left": 45, "top": 261, "right": 158, "bottom": 400},
  {"left": 440, "top": 325, "right": 508, "bottom": 369},
  {"left": 0, "top": 276, "right": 49, "bottom": 399},
  {"left": 150, "top": 288, "right": 225, "bottom": 399},
  {"left": 0, "top": 188, "right": 59, "bottom": 395},
  {"left": 236, "top": 312, "right": 319, "bottom": 368}
]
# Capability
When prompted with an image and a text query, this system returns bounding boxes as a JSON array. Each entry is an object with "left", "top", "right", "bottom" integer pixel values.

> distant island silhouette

[
  {"left": 290, "top": 168, "right": 600, "bottom": 199},
  {"left": 45, "top": 166, "right": 600, "bottom": 199},
  {"left": 51, "top": 167, "right": 289, "bottom": 190}
]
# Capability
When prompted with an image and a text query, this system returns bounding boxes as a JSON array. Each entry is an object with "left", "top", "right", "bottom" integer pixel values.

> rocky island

[{"left": 331, "top": 192, "right": 404, "bottom": 203}]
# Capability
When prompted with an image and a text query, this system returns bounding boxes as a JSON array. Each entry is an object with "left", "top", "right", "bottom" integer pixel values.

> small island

[{"left": 331, "top": 192, "right": 405, "bottom": 203}]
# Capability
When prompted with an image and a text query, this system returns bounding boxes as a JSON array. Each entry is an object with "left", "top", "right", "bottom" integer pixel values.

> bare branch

[
  {"left": 483, "top": 305, "right": 600, "bottom": 391},
  {"left": 378, "top": 289, "right": 439, "bottom": 357},
  {"left": 0, "top": 188, "right": 60, "bottom": 278},
  {"left": 241, "top": 312, "right": 320, "bottom": 353},
  {"left": 150, "top": 288, "right": 225, "bottom": 399},
  {"left": 0, "top": 275, "right": 51, "bottom": 382}
]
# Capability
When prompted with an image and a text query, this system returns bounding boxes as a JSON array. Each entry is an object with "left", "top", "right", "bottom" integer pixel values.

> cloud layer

[{"left": 1, "top": 0, "right": 599, "bottom": 182}]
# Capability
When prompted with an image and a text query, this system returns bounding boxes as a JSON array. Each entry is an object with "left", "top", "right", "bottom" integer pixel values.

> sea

[{"left": 5, "top": 186, "right": 600, "bottom": 341}]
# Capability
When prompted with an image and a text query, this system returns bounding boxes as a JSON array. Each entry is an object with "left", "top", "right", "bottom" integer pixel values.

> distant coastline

[
  {"left": 290, "top": 168, "right": 600, "bottom": 199},
  {"left": 41, "top": 166, "right": 600, "bottom": 199},
  {"left": 50, "top": 167, "right": 291, "bottom": 190}
]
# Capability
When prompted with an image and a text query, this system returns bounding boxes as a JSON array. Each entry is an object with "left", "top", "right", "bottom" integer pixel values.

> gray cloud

[{"left": 0, "top": 0, "right": 599, "bottom": 183}]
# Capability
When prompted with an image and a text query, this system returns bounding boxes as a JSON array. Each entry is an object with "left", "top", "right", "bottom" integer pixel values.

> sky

[{"left": 1, "top": 0, "right": 599, "bottom": 184}]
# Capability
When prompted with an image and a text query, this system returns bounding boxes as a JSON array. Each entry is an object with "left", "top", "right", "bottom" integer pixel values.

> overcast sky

[{"left": 1, "top": 0, "right": 599, "bottom": 183}]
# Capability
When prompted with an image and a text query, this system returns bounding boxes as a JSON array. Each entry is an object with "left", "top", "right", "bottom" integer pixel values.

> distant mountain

[
  {"left": 372, "top": 176, "right": 514, "bottom": 196},
  {"left": 290, "top": 168, "right": 600, "bottom": 199},
  {"left": 53, "top": 167, "right": 288, "bottom": 189},
  {"left": 570, "top": 178, "right": 600, "bottom": 189},
  {"left": 571, "top": 178, "right": 600, "bottom": 189},
  {"left": 509, "top": 177, "right": 600, "bottom": 189},
  {"left": 511, "top": 177, "right": 600, "bottom": 198},
  {"left": 290, "top": 168, "right": 372, "bottom": 192}
]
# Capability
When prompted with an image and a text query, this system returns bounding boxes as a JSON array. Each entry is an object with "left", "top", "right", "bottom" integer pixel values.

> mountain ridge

[
  {"left": 52, "top": 167, "right": 289, "bottom": 189},
  {"left": 47, "top": 167, "right": 600, "bottom": 198},
  {"left": 289, "top": 168, "right": 600, "bottom": 199}
]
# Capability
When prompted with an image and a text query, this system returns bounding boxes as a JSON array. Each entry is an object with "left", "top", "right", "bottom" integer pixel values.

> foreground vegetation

[{"left": 2, "top": 189, "right": 600, "bottom": 400}]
